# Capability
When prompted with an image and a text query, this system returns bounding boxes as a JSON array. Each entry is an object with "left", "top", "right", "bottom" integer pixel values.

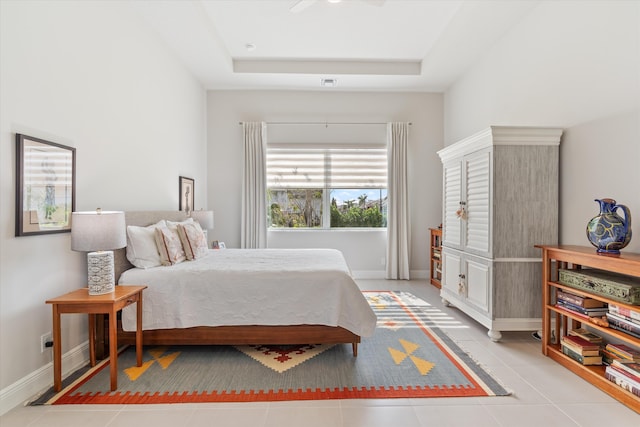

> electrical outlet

[
  {"left": 380, "top": 257, "right": 386, "bottom": 266},
  {"left": 41, "top": 332, "right": 52, "bottom": 353}
]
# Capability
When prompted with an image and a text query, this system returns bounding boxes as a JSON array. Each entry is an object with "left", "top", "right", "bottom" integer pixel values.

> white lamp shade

[
  {"left": 71, "top": 211, "right": 126, "bottom": 252},
  {"left": 191, "top": 210, "right": 214, "bottom": 230}
]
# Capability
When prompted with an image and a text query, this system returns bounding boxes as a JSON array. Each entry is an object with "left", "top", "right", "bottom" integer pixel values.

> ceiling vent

[{"left": 321, "top": 78, "right": 337, "bottom": 87}]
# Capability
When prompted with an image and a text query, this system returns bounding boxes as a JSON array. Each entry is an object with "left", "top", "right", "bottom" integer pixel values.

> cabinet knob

[
  {"left": 456, "top": 205, "right": 467, "bottom": 220},
  {"left": 458, "top": 281, "right": 466, "bottom": 295}
]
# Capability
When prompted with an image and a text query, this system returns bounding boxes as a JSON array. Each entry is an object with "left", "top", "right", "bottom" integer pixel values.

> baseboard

[{"left": 0, "top": 341, "right": 89, "bottom": 416}]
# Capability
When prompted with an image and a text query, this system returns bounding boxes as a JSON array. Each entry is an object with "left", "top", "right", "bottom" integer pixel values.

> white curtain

[
  {"left": 241, "top": 122, "right": 267, "bottom": 248},
  {"left": 386, "top": 122, "right": 411, "bottom": 279}
]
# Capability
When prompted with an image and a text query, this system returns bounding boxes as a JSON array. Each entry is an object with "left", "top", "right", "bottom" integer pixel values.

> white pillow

[
  {"left": 154, "top": 225, "right": 187, "bottom": 266},
  {"left": 125, "top": 220, "right": 166, "bottom": 268}
]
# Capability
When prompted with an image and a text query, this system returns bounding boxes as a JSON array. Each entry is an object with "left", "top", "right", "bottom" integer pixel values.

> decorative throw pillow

[
  {"left": 154, "top": 225, "right": 186, "bottom": 266},
  {"left": 177, "top": 222, "right": 208, "bottom": 260},
  {"left": 125, "top": 220, "right": 166, "bottom": 268}
]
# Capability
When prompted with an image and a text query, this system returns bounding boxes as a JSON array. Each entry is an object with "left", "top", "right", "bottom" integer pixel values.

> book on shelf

[
  {"left": 561, "top": 339, "right": 600, "bottom": 357},
  {"left": 606, "top": 312, "right": 640, "bottom": 338},
  {"left": 605, "top": 343, "right": 640, "bottom": 362},
  {"left": 561, "top": 344, "right": 603, "bottom": 365},
  {"left": 555, "top": 304, "right": 590, "bottom": 321},
  {"left": 609, "top": 324, "right": 640, "bottom": 340},
  {"left": 605, "top": 366, "right": 640, "bottom": 398},
  {"left": 611, "top": 359, "right": 640, "bottom": 383},
  {"left": 556, "top": 301, "right": 609, "bottom": 317},
  {"left": 561, "top": 335, "right": 601, "bottom": 355},
  {"left": 608, "top": 303, "right": 640, "bottom": 325},
  {"left": 602, "top": 348, "right": 622, "bottom": 365},
  {"left": 554, "top": 304, "right": 608, "bottom": 324},
  {"left": 557, "top": 289, "right": 607, "bottom": 308},
  {"left": 568, "top": 328, "right": 603, "bottom": 343}
]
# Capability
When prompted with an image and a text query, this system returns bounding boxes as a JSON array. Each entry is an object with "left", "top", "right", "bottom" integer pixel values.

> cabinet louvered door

[
  {"left": 464, "top": 149, "right": 491, "bottom": 256},
  {"left": 442, "top": 160, "right": 463, "bottom": 249}
]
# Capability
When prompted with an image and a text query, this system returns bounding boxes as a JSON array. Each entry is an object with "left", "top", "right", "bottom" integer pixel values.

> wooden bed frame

[{"left": 95, "top": 211, "right": 361, "bottom": 358}]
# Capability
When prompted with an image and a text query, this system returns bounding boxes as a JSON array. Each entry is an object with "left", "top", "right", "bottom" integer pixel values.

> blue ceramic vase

[{"left": 586, "top": 198, "right": 632, "bottom": 254}]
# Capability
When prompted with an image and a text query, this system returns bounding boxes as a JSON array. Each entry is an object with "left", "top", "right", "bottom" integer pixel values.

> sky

[{"left": 330, "top": 189, "right": 387, "bottom": 206}]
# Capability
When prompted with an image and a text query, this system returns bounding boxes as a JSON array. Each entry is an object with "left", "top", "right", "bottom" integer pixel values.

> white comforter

[{"left": 120, "top": 248, "right": 376, "bottom": 337}]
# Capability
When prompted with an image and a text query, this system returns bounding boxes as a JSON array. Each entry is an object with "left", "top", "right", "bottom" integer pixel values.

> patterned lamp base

[{"left": 87, "top": 251, "right": 115, "bottom": 295}]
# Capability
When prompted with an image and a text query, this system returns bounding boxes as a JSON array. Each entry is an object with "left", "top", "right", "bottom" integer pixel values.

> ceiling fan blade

[{"left": 290, "top": 0, "right": 317, "bottom": 13}]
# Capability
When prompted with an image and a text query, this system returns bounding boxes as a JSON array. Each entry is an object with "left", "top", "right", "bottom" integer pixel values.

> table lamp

[
  {"left": 71, "top": 209, "right": 126, "bottom": 295},
  {"left": 191, "top": 210, "right": 214, "bottom": 230},
  {"left": 191, "top": 210, "right": 214, "bottom": 245}
]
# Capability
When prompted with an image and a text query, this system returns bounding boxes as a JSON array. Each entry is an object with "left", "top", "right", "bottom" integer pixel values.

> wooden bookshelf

[
  {"left": 537, "top": 245, "right": 640, "bottom": 413},
  {"left": 429, "top": 227, "right": 442, "bottom": 288}
]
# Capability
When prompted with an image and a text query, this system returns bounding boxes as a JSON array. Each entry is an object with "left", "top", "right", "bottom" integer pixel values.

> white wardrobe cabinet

[{"left": 438, "top": 126, "right": 562, "bottom": 341}]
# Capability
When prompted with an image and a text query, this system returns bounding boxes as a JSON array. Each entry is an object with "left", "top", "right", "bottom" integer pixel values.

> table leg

[
  {"left": 88, "top": 314, "right": 96, "bottom": 367},
  {"left": 109, "top": 308, "right": 118, "bottom": 391},
  {"left": 136, "top": 293, "right": 143, "bottom": 367},
  {"left": 95, "top": 314, "right": 106, "bottom": 360},
  {"left": 52, "top": 305, "right": 62, "bottom": 392}
]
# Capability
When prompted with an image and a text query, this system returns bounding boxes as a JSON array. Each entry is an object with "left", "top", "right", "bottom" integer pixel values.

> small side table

[{"left": 46, "top": 285, "right": 146, "bottom": 392}]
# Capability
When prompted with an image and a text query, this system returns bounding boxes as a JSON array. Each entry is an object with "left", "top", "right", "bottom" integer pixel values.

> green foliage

[
  {"left": 330, "top": 203, "right": 384, "bottom": 227},
  {"left": 330, "top": 203, "right": 344, "bottom": 227},
  {"left": 270, "top": 190, "right": 385, "bottom": 228},
  {"left": 269, "top": 189, "right": 322, "bottom": 228}
]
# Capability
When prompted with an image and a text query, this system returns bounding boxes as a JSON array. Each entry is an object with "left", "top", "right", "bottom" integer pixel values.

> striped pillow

[
  {"left": 154, "top": 225, "right": 186, "bottom": 266},
  {"left": 177, "top": 222, "right": 208, "bottom": 260}
]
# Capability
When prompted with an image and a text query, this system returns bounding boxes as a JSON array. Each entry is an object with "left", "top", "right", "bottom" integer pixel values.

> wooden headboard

[{"left": 114, "top": 210, "right": 189, "bottom": 281}]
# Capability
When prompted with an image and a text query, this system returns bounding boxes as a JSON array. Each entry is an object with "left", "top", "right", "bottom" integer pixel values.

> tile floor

[{"left": 2, "top": 279, "right": 639, "bottom": 426}]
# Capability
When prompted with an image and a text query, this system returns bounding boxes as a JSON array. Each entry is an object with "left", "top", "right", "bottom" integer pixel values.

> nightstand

[{"left": 45, "top": 285, "right": 146, "bottom": 391}]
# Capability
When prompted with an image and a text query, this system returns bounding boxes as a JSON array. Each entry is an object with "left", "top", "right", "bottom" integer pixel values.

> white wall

[
  {"left": 445, "top": 0, "right": 640, "bottom": 253},
  {"left": 207, "top": 91, "right": 443, "bottom": 276},
  {"left": 560, "top": 111, "right": 639, "bottom": 253},
  {"left": 0, "top": 1, "right": 206, "bottom": 413}
]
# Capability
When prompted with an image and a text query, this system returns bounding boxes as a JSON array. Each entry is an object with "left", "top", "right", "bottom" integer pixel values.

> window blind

[{"left": 266, "top": 146, "right": 387, "bottom": 189}]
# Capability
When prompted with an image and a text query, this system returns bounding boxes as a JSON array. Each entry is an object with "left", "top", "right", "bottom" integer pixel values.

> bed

[{"left": 108, "top": 211, "right": 377, "bottom": 356}]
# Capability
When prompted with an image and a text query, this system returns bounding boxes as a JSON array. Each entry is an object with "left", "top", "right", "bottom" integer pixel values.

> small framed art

[
  {"left": 179, "top": 176, "right": 194, "bottom": 213},
  {"left": 15, "top": 134, "right": 76, "bottom": 236}
]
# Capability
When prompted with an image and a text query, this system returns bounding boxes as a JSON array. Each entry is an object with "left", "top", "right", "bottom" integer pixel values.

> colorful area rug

[{"left": 32, "top": 291, "right": 509, "bottom": 404}]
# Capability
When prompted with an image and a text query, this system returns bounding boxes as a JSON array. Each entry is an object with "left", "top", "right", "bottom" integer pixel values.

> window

[{"left": 267, "top": 145, "right": 387, "bottom": 228}]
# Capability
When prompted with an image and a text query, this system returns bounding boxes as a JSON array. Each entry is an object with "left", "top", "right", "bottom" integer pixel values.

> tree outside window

[{"left": 267, "top": 146, "right": 387, "bottom": 229}]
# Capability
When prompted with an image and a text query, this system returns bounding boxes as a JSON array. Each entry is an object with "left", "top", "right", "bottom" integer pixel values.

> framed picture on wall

[
  {"left": 179, "top": 176, "right": 194, "bottom": 214},
  {"left": 15, "top": 133, "right": 76, "bottom": 236}
]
